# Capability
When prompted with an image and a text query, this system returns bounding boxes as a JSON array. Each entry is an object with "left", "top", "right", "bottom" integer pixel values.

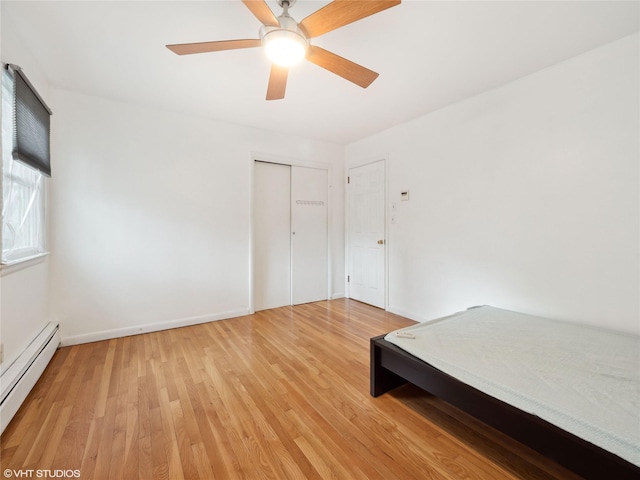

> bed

[{"left": 370, "top": 306, "right": 640, "bottom": 479}]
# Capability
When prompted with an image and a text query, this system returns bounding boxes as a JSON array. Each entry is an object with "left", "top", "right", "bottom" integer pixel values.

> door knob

[{"left": 377, "top": 239, "right": 384, "bottom": 245}]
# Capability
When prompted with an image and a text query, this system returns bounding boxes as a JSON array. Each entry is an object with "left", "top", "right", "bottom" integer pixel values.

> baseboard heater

[{"left": 0, "top": 322, "right": 60, "bottom": 434}]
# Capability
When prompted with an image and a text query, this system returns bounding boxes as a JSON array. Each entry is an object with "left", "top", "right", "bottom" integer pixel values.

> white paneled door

[
  {"left": 253, "top": 161, "right": 328, "bottom": 311},
  {"left": 347, "top": 160, "right": 386, "bottom": 308}
]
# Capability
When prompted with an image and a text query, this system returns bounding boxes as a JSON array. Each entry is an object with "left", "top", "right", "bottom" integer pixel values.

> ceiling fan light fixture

[
  {"left": 263, "top": 28, "right": 307, "bottom": 67},
  {"left": 167, "top": 0, "right": 401, "bottom": 100}
]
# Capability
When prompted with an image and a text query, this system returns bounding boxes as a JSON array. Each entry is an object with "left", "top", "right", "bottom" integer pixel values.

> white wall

[
  {"left": 0, "top": 20, "right": 52, "bottom": 371},
  {"left": 347, "top": 34, "right": 639, "bottom": 334},
  {"left": 49, "top": 88, "right": 345, "bottom": 344},
  {"left": 4, "top": 13, "right": 637, "bottom": 352}
]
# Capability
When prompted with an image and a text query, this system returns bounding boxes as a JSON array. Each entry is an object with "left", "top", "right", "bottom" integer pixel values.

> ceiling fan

[{"left": 166, "top": 0, "right": 401, "bottom": 100}]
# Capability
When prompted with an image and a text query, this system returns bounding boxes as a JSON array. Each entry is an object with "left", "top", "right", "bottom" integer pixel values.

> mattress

[{"left": 385, "top": 306, "right": 640, "bottom": 467}]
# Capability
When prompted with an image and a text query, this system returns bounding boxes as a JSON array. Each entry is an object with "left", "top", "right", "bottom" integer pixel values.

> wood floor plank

[
  {"left": 193, "top": 380, "right": 243, "bottom": 479},
  {"left": 1, "top": 299, "right": 582, "bottom": 479},
  {"left": 94, "top": 395, "right": 117, "bottom": 480},
  {"left": 79, "top": 415, "right": 102, "bottom": 478},
  {"left": 138, "top": 430, "right": 153, "bottom": 480},
  {"left": 95, "top": 340, "right": 116, "bottom": 418}
]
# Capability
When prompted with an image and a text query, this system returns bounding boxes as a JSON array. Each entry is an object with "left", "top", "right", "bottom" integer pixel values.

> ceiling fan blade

[
  {"left": 242, "top": 0, "right": 279, "bottom": 27},
  {"left": 299, "top": 0, "right": 401, "bottom": 38},
  {"left": 167, "top": 39, "right": 261, "bottom": 55},
  {"left": 266, "top": 65, "right": 288, "bottom": 100},
  {"left": 306, "top": 46, "right": 379, "bottom": 88}
]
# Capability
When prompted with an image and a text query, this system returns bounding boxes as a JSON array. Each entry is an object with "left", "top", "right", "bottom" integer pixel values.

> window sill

[{"left": 0, "top": 252, "right": 50, "bottom": 276}]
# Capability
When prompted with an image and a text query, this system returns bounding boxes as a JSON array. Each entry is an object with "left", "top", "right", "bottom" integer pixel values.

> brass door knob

[{"left": 377, "top": 239, "right": 384, "bottom": 245}]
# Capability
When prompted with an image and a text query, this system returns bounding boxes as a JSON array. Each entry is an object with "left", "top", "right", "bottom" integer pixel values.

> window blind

[
  {"left": 8, "top": 64, "right": 52, "bottom": 177},
  {"left": 1, "top": 67, "right": 47, "bottom": 264}
]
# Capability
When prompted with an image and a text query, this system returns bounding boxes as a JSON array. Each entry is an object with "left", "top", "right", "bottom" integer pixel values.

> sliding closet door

[
  {"left": 253, "top": 161, "right": 329, "bottom": 311},
  {"left": 291, "top": 166, "right": 328, "bottom": 305},
  {"left": 253, "top": 162, "right": 291, "bottom": 311}
]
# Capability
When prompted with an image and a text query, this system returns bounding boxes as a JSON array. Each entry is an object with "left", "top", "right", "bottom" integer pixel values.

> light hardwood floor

[{"left": 1, "top": 299, "right": 580, "bottom": 479}]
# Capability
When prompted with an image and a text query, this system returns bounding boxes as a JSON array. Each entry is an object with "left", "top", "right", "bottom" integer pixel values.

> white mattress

[{"left": 385, "top": 306, "right": 640, "bottom": 467}]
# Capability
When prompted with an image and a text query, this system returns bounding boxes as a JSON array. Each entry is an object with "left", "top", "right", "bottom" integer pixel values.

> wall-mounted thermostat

[{"left": 400, "top": 190, "right": 410, "bottom": 201}]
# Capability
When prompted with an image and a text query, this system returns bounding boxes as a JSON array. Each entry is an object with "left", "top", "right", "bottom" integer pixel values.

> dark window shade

[{"left": 11, "top": 66, "right": 52, "bottom": 177}]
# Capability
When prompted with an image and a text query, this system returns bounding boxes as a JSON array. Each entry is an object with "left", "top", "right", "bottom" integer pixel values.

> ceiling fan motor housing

[{"left": 260, "top": 15, "right": 307, "bottom": 43}]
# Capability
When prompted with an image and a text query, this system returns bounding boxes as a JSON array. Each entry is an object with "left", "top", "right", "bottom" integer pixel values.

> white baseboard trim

[
  {"left": 386, "top": 306, "right": 426, "bottom": 323},
  {"left": 330, "top": 292, "right": 345, "bottom": 300},
  {"left": 60, "top": 308, "right": 251, "bottom": 347},
  {"left": 1, "top": 322, "right": 60, "bottom": 434}
]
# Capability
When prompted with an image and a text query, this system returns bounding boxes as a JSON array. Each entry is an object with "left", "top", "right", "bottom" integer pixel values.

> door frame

[
  {"left": 249, "top": 152, "right": 332, "bottom": 314},
  {"left": 345, "top": 155, "right": 388, "bottom": 309}
]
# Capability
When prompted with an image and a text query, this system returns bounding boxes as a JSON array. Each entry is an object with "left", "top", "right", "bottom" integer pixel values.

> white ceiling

[{"left": 2, "top": 1, "right": 638, "bottom": 145}]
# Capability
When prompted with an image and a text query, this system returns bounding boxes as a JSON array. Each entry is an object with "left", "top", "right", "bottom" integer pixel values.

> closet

[{"left": 253, "top": 161, "right": 328, "bottom": 311}]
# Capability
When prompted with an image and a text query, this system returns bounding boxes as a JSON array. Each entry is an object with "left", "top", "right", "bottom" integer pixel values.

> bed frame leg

[{"left": 370, "top": 335, "right": 408, "bottom": 397}]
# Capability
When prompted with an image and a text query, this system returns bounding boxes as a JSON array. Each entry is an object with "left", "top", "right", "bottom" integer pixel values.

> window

[{"left": 1, "top": 66, "right": 51, "bottom": 265}]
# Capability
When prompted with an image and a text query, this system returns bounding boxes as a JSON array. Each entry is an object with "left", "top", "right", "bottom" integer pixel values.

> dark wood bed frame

[{"left": 371, "top": 334, "right": 640, "bottom": 480}]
